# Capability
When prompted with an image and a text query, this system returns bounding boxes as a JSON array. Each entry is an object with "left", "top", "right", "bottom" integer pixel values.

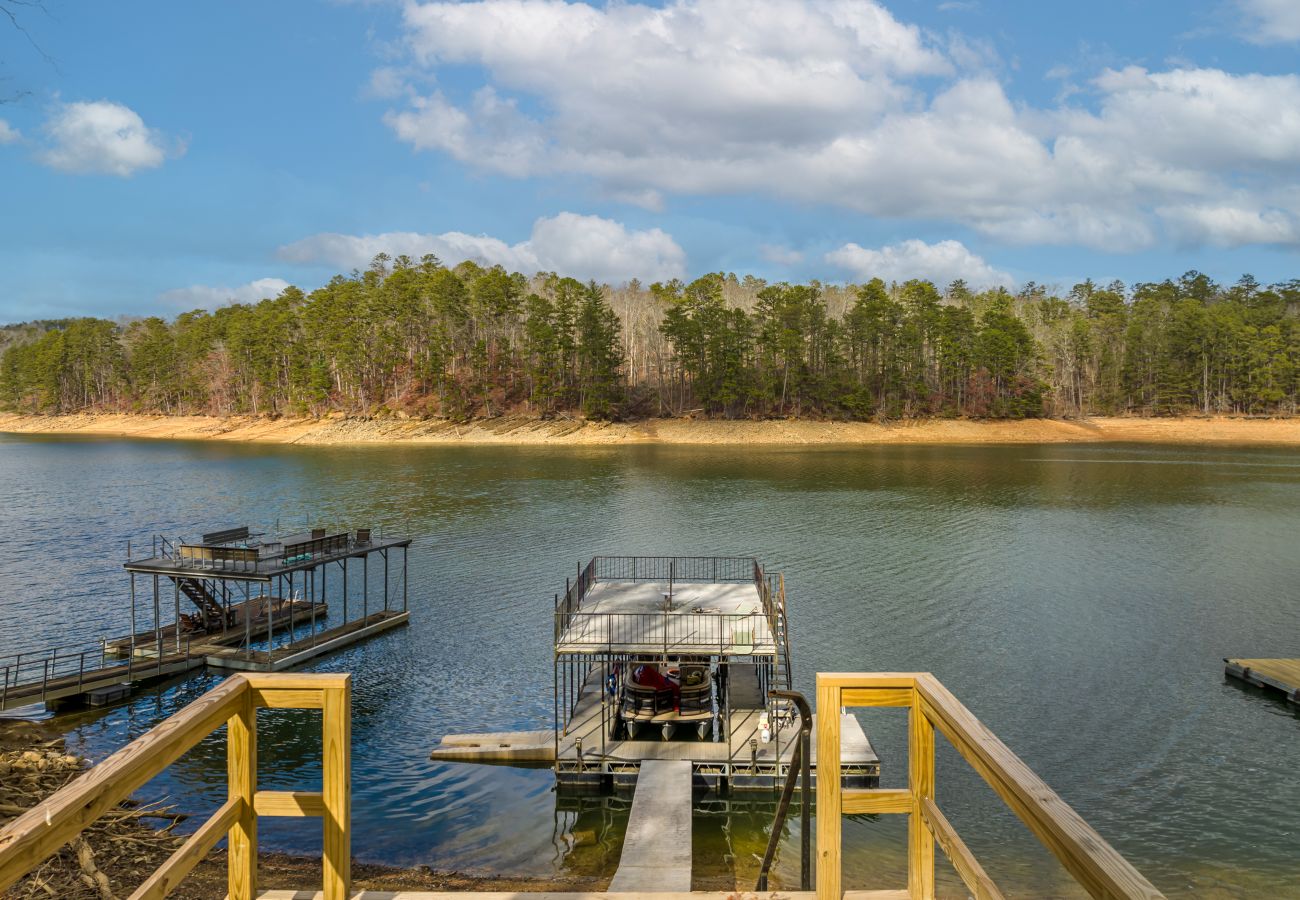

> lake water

[{"left": 0, "top": 434, "right": 1297, "bottom": 898}]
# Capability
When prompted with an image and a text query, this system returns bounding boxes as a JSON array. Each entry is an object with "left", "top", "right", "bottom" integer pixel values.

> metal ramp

[{"left": 607, "top": 759, "right": 693, "bottom": 893}]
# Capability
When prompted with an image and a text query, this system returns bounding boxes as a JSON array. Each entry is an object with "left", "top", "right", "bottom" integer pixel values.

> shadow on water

[{"left": 2, "top": 435, "right": 1300, "bottom": 896}]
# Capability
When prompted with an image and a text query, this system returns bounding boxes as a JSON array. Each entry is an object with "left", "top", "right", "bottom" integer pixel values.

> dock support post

[
  {"left": 243, "top": 582, "right": 252, "bottom": 659},
  {"left": 382, "top": 549, "right": 389, "bottom": 613},
  {"left": 264, "top": 582, "right": 272, "bottom": 660},
  {"left": 152, "top": 576, "right": 161, "bottom": 664},
  {"left": 402, "top": 546, "right": 408, "bottom": 613},
  {"left": 363, "top": 554, "right": 368, "bottom": 621},
  {"left": 309, "top": 569, "right": 317, "bottom": 647},
  {"left": 342, "top": 558, "right": 349, "bottom": 625},
  {"left": 320, "top": 565, "right": 327, "bottom": 645},
  {"left": 174, "top": 580, "right": 181, "bottom": 653},
  {"left": 129, "top": 574, "right": 137, "bottom": 655}
]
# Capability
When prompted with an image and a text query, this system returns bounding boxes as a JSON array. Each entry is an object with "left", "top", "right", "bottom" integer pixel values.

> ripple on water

[{"left": 1, "top": 437, "right": 1298, "bottom": 896}]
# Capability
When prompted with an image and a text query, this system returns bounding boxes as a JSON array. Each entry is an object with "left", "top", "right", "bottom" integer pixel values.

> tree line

[{"left": 3, "top": 256, "right": 1300, "bottom": 421}]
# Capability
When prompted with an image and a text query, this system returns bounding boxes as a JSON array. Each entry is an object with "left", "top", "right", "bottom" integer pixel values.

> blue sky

[{"left": 1, "top": 0, "right": 1299, "bottom": 322}]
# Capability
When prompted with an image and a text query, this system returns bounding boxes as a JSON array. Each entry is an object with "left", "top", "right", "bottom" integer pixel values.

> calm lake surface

[{"left": 1, "top": 435, "right": 1297, "bottom": 897}]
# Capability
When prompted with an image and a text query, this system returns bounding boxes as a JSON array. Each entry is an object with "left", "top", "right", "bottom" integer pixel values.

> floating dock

[
  {"left": 432, "top": 556, "right": 879, "bottom": 794},
  {"left": 1, "top": 523, "right": 412, "bottom": 714},
  {"left": 607, "top": 760, "right": 693, "bottom": 893},
  {"left": 1225, "top": 658, "right": 1300, "bottom": 704}
]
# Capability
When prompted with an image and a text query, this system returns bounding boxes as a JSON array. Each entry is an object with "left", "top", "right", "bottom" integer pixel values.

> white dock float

[{"left": 607, "top": 759, "right": 693, "bottom": 893}]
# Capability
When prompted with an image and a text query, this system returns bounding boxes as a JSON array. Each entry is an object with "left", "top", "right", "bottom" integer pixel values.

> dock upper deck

[
  {"left": 123, "top": 525, "right": 412, "bottom": 582},
  {"left": 556, "top": 580, "right": 775, "bottom": 654},
  {"left": 554, "top": 557, "right": 784, "bottom": 656}
]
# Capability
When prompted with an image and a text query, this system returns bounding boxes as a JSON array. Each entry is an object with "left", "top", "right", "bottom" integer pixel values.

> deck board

[{"left": 1225, "top": 657, "right": 1300, "bottom": 702}]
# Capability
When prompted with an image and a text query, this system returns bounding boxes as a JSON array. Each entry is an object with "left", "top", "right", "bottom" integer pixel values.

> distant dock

[
  {"left": 1, "top": 523, "right": 412, "bottom": 714},
  {"left": 1224, "top": 658, "right": 1300, "bottom": 704}
]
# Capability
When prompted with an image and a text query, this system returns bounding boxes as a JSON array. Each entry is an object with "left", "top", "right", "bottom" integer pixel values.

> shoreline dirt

[{"left": 4, "top": 411, "right": 1300, "bottom": 446}]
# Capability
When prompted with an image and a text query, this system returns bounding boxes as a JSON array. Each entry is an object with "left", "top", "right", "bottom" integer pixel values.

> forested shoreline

[{"left": 3, "top": 255, "right": 1299, "bottom": 422}]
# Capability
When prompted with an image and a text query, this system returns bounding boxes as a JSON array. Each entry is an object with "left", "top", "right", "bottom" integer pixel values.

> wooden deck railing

[
  {"left": 816, "top": 673, "right": 1165, "bottom": 900},
  {"left": 0, "top": 672, "right": 351, "bottom": 900},
  {"left": 0, "top": 670, "right": 1164, "bottom": 900}
]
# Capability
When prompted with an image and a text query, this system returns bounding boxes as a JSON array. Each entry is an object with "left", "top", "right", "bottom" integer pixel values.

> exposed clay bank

[{"left": 5, "top": 412, "right": 1300, "bottom": 446}]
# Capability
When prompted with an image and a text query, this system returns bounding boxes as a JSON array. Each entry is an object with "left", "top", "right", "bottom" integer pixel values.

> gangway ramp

[{"left": 608, "top": 759, "right": 693, "bottom": 893}]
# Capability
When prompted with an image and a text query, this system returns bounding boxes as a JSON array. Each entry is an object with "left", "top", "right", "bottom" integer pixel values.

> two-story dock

[
  {"left": 432, "top": 556, "right": 879, "bottom": 794},
  {"left": 0, "top": 524, "right": 412, "bottom": 713}
]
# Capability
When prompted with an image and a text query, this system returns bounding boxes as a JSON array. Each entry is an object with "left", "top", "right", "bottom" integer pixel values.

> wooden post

[
  {"left": 322, "top": 676, "right": 352, "bottom": 900},
  {"left": 227, "top": 687, "right": 257, "bottom": 900},
  {"left": 908, "top": 692, "right": 936, "bottom": 900},
  {"left": 815, "top": 678, "right": 841, "bottom": 900}
]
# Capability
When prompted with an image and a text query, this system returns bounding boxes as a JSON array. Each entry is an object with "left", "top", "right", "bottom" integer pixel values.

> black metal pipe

[{"left": 755, "top": 688, "right": 812, "bottom": 892}]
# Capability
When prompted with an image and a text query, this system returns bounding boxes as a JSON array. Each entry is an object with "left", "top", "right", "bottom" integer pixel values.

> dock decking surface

[
  {"left": 607, "top": 759, "right": 693, "bottom": 893},
  {"left": 1225, "top": 657, "right": 1300, "bottom": 703},
  {"left": 557, "top": 581, "right": 775, "bottom": 654}
]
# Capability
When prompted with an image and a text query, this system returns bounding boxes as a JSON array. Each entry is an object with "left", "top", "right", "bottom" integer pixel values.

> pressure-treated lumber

[
  {"left": 0, "top": 672, "right": 353, "bottom": 900},
  {"left": 919, "top": 798, "right": 1004, "bottom": 900},
  {"left": 0, "top": 674, "right": 247, "bottom": 892},
  {"left": 128, "top": 797, "right": 243, "bottom": 900},
  {"left": 254, "top": 791, "right": 325, "bottom": 817},
  {"left": 322, "top": 678, "right": 352, "bottom": 900},
  {"left": 841, "top": 789, "right": 911, "bottom": 815},
  {"left": 913, "top": 674, "right": 1164, "bottom": 899},
  {"left": 908, "top": 699, "right": 935, "bottom": 900},
  {"left": 227, "top": 683, "right": 258, "bottom": 900},
  {"left": 823, "top": 673, "right": 1164, "bottom": 900},
  {"left": 815, "top": 680, "right": 842, "bottom": 900}
]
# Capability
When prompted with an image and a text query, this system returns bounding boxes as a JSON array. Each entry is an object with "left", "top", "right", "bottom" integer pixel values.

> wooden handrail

[
  {"left": 816, "top": 673, "right": 1165, "bottom": 900},
  {"left": 0, "top": 672, "right": 351, "bottom": 900}
]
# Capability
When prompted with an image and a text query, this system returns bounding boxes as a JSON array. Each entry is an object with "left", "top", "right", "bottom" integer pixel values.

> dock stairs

[
  {"left": 174, "top": 576, "right": 224, "bottom": 623},
  {"left": 608, "top": 760, "right": 694, "bottom": 893}
]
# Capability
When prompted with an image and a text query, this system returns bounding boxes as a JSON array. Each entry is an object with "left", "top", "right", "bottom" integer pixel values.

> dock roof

[{"left": 124, "top": 527, "right": 411, "bottom": 583}]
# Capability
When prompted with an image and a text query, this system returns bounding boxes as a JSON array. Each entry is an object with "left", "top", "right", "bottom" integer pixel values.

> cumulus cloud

[
  {"left": 159, "top": 278, "right": 292, "bottom": 311},
  {"left": 0, "top": 120, "right": 19, "bottom": 144},
  {"left": 1237, "top": 0, "right": 1300, "bottom": 43},
  {"left": 39, "top": 100, "right": 176, "bottom": 176},
  {"left": 279, "top": 213, "right": 686, "bottom": 284},
  {"left": 825, "top": 239, "right": 1012, "bottom": 288},
  {"left": 377, "top": 0, "right": 1300, "bottom": 251}
]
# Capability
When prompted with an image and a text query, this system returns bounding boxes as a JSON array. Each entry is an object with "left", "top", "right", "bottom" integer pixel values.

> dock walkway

[
  {"left": 1, "top": 611, "right": 408, "bottom": 713},
  {"left": 607, "top": 759, "right": 693, "bottom": 893},
  {"left": 1225, "top": 657, "right": 1300, "bottom": 703}
]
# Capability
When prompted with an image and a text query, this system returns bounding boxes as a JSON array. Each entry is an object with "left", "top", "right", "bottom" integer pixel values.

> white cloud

[
  {"left": 378, "top": 0, "right": 1300, "bottom": 252},
  {"left": 759, "top": 244, "right": 805, "bottom": 266},
  {"left": 0, "top": 120, "right": 19, "bottom": 144},
  {"left": 1237, "top": 0, "right": 1300, "bottom": 43},
  {"left": 1159, "top": 203, "right": 1299, "bottom": 247},
  {"left": 159, "top": 278, "right": 292, "bottom": 311},
  {"left": 279, "top": 213, "right": 686, "bottom": 284},
  {"left": 825, "top": 239, "right": 1012, "bottom": 287},
  {"left": 39, "top": 100, "right": 175, "bottom": 176}
]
